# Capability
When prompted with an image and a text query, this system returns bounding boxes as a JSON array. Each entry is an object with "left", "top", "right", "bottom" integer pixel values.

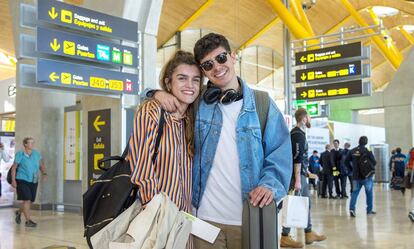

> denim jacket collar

[{"left": 239, "top": 77, "right": 255, "bottom": 113}]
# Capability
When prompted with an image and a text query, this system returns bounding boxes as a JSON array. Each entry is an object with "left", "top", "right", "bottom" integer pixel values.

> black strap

[
  {"left": 152, "top": 109, "right": 165, "bottom": 163},
  {"left": 98, "top": 109, "right": 166, "bottom": 171},
  {"left": 253, "top": 89, "right": 270, "bottom": 137}
]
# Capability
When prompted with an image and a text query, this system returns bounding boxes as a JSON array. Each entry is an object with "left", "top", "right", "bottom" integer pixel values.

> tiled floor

[{"left": 0, "top": 185, "right": 413, "bottom": 249}]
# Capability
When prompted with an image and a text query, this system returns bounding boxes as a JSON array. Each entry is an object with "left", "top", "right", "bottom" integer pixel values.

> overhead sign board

[
  {"left": 295, "top": 61, "right": 362, "bottom": 84},
  {"left": 37, "top": 58, "right": 138, "bottom": 94},
  {"left": 38, "top": 0, "right": 138, "bottom": 41},
  {"left": 295, "top": 80, "right": 367, "bottom": 101},
  {"left": 37, "top": 27, "right": 138, "bottom": 68},
  {"left": 88, "top": 109, "right": 110, "bottom": 187},
  {"left": 295, "top": 42, "right": 362, "bottom": 66}
]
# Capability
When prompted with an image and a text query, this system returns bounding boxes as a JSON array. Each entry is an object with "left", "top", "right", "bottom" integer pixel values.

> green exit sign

[{"left": 297, "top": 103, "right": 320, "bottom": 117}]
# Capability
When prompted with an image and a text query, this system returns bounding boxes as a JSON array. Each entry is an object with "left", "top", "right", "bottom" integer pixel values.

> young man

[
  {"left": 280, "top": 108, "right": 326, "bottom": 248},
  {"left": 345, "top": 136, "right": 376, "bottom": 217},
  {"left": 11, "top": 137, "right": 47, "bottom": 227},
  {"left": 154, "top": 33, "right": 293, "bottom": 249}
]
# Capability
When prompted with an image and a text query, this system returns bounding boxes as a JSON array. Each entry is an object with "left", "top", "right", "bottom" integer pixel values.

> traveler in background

[
  {"left": 331, "top": 139, "right": 342, "bottom": 198},
  {"left": 11, "top": 137, "right": 47, "bottom": 227},
  {"left": 0, "top": 142, "right": 11, "bottom": 197},
  {"left": 345, "top": 136, "right": 377, "bottom": 217},
  {"left": 308, "top": 150, "right": 321, "bottom": 191},
  {"left": 405, "top": 148, "right": 414, "bottom": 222},
  {"left": 341, "top": 143, "right": 354, "bottom": 194},
  {"left": 391, "top": 147, "right": 407, "bottom": 194},
  {"left": 320, "top": 144, "right": 335, "bottom": 198},
  {"left": 280, "top": 108, "right": 326, "bottom": 248},
  {"left": 152, "top": 33, "right": 293, "bottom": 249}
]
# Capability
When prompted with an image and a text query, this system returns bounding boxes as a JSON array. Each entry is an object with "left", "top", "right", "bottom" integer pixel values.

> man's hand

[
  {"left": 12, "top": 180, "right": 17, "bottom": 189},
  {"left": 249, "top": 186, "right": 274, "bottom": 208},
  {"left": 294, "top": 179, "right": 302, "bottom": 192},
  {"left": 154, "top": 91, "right": 181, "bottom": 113}
]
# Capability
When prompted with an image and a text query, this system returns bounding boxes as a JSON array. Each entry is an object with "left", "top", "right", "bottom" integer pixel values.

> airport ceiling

[{"left": 1, "top": 0, "right": 414, "bottom": 91}]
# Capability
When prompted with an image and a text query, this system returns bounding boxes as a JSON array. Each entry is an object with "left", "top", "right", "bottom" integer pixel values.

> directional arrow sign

[
  {"left": 49, "top": 38, "right": 60, "bottom": 51},
  {"left": 295, "top": 79, "right": 368, "bottom": 101},
  {"left": 301, "top": 73, "right": 307, "bottom": 81},
  {"left": 37, "top": 27, "right": 138, "bottom": 68},
  {"left": 48, "top": 6, "right": 58, "bottom": 19},
  {"left": 297, "top": 103, "right": 319, "bottom": 117},
  {"left": 37, "top": 58, "right": 138, "bottom": 95},
  {"left": 88, "top": 109, "right": 110, "bottom": 188},
  {"left": 49, "top": 72, "right": 59, "bottom": 82},
  {"left": 38, "top": 0, "right": 138, "bottom": 42},
  {"left": 295, "top": 61, "right": 363, "bottom": 84},
  {"left": 93, "top": 115, "right": 105, "bottom": 132},
  {"left": 301, "top": 92, "right": 307, "bottom": 98},
  {"left": 295, "top": 42, "right": 362, "bottom": 66}
]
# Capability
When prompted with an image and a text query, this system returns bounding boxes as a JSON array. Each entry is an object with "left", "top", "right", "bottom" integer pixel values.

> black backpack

[
  {"left": 83, "top": 109, "right": 165, "bottom": 248},
  {"left": 358, "top": 149, "right": 375, "bottom": 178}
]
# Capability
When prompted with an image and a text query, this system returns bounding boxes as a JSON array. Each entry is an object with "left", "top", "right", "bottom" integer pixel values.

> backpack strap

[
  {"left": 152, "top": 109, "right": 165, "bottom": 163},
  {"left": 119, "top": 109, "right": 165, "bottom": 162},
  {"left": 253, "top": 89, "right": 270, "bottom": 137}
]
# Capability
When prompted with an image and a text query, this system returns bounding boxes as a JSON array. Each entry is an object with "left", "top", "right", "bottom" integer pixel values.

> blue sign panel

[
  {"left": 37, "top": 27, "right": 138, "bottom": 67},
  {"left": 38, "top": 0, "right": 138, "bottom": 42},
  {"left": 37, "top": 58, "right": 138, "bottom": 95}
]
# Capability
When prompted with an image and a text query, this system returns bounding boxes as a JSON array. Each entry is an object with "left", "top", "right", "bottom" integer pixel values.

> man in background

[{"left": 280, "top": 108, "right": 326, "bottom": 248}]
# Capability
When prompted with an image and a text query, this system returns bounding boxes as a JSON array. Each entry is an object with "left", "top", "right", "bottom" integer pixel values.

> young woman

[{"left": 127, "top": 50, "right": 202, "bottom": 217}]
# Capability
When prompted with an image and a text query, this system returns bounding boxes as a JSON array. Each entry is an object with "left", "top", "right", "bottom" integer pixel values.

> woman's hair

[
  {"left": 141, "top": 50, "right": 202, "bottom": 156},
  {"left": 23, "top": 137, "right": 34, "bottom": 147}
]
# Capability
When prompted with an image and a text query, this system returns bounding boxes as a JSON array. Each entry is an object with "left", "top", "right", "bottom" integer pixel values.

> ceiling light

[
  {"left": 403, "top": 25, "right": 414, "bottom": 33},
  {"left": 0, "top": 51, "right": 17, "bottom": 66},
  {"left": 371, "top": 6, "right": 399, "bottom": 17}
]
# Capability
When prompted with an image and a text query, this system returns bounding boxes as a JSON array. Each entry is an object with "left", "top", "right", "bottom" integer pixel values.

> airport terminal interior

[{"left": 1, "top": 0, "right": 414, "bottom": 248}]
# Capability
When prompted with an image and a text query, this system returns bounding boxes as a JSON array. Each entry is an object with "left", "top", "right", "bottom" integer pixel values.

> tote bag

[{"left": 281, "top": 195, "right": 309, "bottom": 229}]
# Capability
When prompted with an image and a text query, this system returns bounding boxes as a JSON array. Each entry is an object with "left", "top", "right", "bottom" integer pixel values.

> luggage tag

[{"left": 182, "top": 212, "right": 220, "bottom": 244}]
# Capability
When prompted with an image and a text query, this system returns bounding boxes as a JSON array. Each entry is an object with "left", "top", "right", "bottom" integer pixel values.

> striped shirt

[{"left": 128, "top": 100, "right": 193, "bottom": 213}]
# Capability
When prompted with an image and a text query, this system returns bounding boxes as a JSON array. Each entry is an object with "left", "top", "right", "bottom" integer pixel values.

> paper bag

[{"left": 281, "top": 195, "right": 309, "bottom": 228}]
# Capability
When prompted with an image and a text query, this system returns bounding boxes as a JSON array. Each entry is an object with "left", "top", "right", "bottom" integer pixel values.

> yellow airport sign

[
  {"left": 295, "top": 42, "right": 362, "bottom": 66},
  {"left": 295, "top": 61, "right": 362, "bottom": 84},
  {"left": 296, "top": 80, "right": 366, "bottom": 101}
]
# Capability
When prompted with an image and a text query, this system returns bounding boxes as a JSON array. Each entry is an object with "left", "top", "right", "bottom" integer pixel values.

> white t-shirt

[{"left": 196, "top": 100, "right": 243, "bottom": 226}]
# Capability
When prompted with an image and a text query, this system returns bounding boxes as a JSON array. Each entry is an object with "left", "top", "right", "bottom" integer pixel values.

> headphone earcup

[
  {"left": 220, "top": 89, "right": 238, "bottom": 104},
  {"left": 203, "top": 86, "right": 222, "bottom": 104}
]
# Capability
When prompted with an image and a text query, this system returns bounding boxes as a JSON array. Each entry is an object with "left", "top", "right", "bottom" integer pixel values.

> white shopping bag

[{"left": 281, "top": 195, "right": 309, "bottom": 228}]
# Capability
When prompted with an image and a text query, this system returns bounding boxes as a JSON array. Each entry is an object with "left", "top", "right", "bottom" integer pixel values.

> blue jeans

[{"left": 349, "top": 177, "right": 374, "bottom": 213}]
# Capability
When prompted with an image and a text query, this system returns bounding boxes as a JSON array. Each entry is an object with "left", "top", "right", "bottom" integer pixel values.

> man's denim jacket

[{"left": 192, "top": 79, "right": 293, "bottom": 208}]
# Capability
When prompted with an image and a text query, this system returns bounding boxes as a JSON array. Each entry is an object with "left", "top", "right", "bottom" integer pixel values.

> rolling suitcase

[{"left": 242, "top": 200, "right": 278, "bottom": 249}]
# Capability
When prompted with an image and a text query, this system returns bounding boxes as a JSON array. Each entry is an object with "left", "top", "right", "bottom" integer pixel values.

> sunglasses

[{"left": 200, "top": 52, "right": 229, "bottom": 71}]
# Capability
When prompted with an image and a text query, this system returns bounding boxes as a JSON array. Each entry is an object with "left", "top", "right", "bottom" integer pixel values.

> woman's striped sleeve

[{"left": 128, "top": 102, "right": 160, "bottom": 204}]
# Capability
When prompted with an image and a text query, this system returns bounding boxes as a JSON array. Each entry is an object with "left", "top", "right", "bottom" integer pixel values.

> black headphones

[{"left": 203, "top": 80, "right": 243, "bottom": 105}]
